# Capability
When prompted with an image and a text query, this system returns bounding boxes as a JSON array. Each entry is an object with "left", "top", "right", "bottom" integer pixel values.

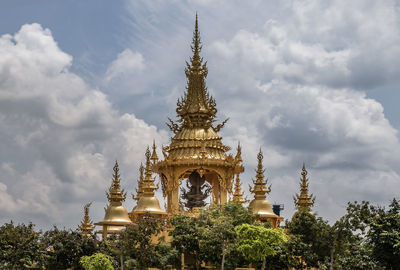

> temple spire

[
  {"left": 78, "top": 202, "right": 94, "bottom": 236},
  {"left": 294, "top": 163, "right": 315, "bottom": 210},
  {"left": 106, "top": 161, "right": 126, "bottom": 204},
  {"left": 133, "top": 163, "right": 145, "bottom": 201},
  {"left": 168, "top": 13, "right": 219, "bottom": 132},
  {"left": 232, "top": 174, "right": 245, "bottom": 204},
  {"left": 249, "top": 149, "right": 271, "bottom": 200},
  {"left": 151, "top": 140, "right": 159, "bottom": 164}
]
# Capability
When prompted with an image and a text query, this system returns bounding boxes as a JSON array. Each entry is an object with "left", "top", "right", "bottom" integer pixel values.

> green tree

[
  {"left": 0, "top": 222, "right": 46, "bottom": 269},
  {"left": 42, "top": 227, "right": 97, "bottom": 270},
  {"left": 286, "top": 209, "right": 334, "bottom": 268},
  {"left": 235, "top": 224, "right": 287, "bottom": 270},
  {"left": 197, "top": 203, "right": 255, "bottom": 270},
  {"left": 368, "top": 199, "right": 400, "bottom": 269},
  {"left": 119, "top": 215, "right": 179, "bottom": 270},
  {"left": 80, "top": 253, "right": 114, "bottom": 270},
  {"left": 169, "top": 214, "right": 200, "bottom": 270}
]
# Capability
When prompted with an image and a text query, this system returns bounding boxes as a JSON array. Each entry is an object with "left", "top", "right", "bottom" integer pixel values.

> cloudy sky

[{"left": 1, "top": 0, "right": 399, "bottom": 230}]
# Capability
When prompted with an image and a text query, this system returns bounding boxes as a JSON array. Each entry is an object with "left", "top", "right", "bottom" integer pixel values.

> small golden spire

[
  {"left": 78, "top": 202, "right": 94, "bottom": 235},
  {"left": 294, "top": 163, "right": 316, "bottom": 210},
  {"left": 168, "top": 13, "right": 218, "bottom": 132},
  {"left": 95, "top": 161, "right": 132, "bottom": 238},
  {"left": 248, "top": 148, "right": 282, "bottom": 227},
  {"left": 249, "top": 149, "right": 271, "bottom": 199},
  {"left": 232, "top": 174, "right": 245, "bottom": 204},
  {"left": 132, "top": 163, "right": 145, "bottom": 201},
  {"left": 151, "top": 140, "right": 159, "bottom": 164},
  {"left": 235, "top": 141, "right": 242, "bottom": 163},
  {"left": 132, "top": 147, "right": 165, "bottom": 217},
  {"left": 106, "top": 160, "right": 126, "bottom": 203}
]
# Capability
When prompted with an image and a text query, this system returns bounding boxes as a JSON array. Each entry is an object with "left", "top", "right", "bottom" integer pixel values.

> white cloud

[{"left": 0, "top": 24, "right": 168, "bottom": 229}]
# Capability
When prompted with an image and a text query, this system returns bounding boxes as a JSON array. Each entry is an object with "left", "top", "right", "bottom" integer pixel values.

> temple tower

[
  {"left": 248, "top": 149, "right": 283, "bottom": 227},
  {"left": 293, "top": 163, "right": 315, "bottom": 213},
  {"left": 95, "top": 161, "right": 132, "bottom": 238},
  {"left": 153, "top": 15, "right": 243, "bottom": 214},
  {"left": 78, "top": 202, "right": 94, "bottom": 236},
  {"left": 131, "top": 147, "right": 166, "bottom": 220}
]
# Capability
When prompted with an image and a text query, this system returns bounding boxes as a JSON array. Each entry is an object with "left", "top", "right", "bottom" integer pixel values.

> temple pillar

[
  {"left": 170, "top": 183, "right": 179, "bottom": 214},
  {"left": 220, "top": 185, "right": 227, "bottom": 204}
]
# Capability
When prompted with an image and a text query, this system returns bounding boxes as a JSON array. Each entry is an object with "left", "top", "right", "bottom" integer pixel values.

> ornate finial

[
  {"left": 294, "top": 163, "right": 316, "bottom": 210},
  {"left": 106, "top": 160, "right": 127, "bottom": 203},
  {"left": 167, "top": 13, "right": 228, "bottom": 132},
  {"left": 151, "top": 140, "right": 159, "bottom": 164},
  {"left": 232, "top": 174, "right": 245, "bottom": 204},
  {"left": 249, "top": 148, "right": 271, "bottom": 199},
  {"left": 78, "top": 202, "right": 94, "bottom": 235},
  {"left": 133, "top": 163, "right": 145, "bottom": 201},
  {"left": 235, "top": 141, "right": 242, "bottom": 162},
  {"left": 142, "top": 147, "right": 157, "bottom": 196}
]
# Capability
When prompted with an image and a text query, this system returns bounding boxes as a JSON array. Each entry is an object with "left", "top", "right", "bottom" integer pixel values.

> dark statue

[{"left": 180, "top": 171, "right": 212, "bottom": 209}]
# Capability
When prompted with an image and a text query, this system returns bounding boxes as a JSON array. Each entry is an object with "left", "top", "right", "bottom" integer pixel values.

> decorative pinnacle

[
  {"left": 235, "top": 141, "right": 242, "bottom": 162},
  {"left": 294, "top": 163, "right": 316, "bottom": 210},
  {"left": 151, "top": 140, "right": 158, "bottom": 163},
  {"left": 249, "top": 148, "right": 271, "bottom": 199},
  {"left": 143, "top": 147, "right": 157, "bottom": 196},
  {"left": 133, "top": 163, "right": 145, "bottom": 201},
  {"left": 232, "top": 174, "right": 245, "bottom": 204},
  {"left": 106, "top": 160, "right": 127, "bottom": 203},
  {"left": 78, "top": 202, "right": 94, "bottom": 235}
]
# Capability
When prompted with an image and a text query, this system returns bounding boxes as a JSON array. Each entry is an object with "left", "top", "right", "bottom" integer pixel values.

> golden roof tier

[
  {"left": 78, "top": 202, "right": 94, "bottom": 236},
  {"left": 248, "top": 149, "right": 282, "bottom": 228},
  {"left": 232, "top": 173, "right": 245, "bottom": 204},
  {"left": 131, "top": 147, "right": 166, "bottom": 220},
  {"left": 154, "top": 15, "right": 243, "bottom": 214},
  {"left": 95, "top": 161, "right": 132, "bottom": 239},
  {"left": 131, "top": 163, "right": 145, "bottom": 212},
  {"left": 293, "top": 163, "right": 315, "bottom": 211}
]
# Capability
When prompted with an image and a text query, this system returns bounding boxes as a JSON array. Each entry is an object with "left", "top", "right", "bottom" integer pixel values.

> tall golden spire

[
  {"left": 232, "top": 174, "right": 245, "bottom": 204},
  {"left": 248, "top": 149, "right": 282, "bottom": 227},
  {"left": 107, "top": 161, "right": 126, "bottom": 203},
  {"left": 95, "top": 161, "right": 132, "bottom": 238},
  {"left": 151, "top": 140, "right": 159, "bottom": 164},
  {"left": 132, "top": 147, "right": 166, "bottom": 218},
  {"left": 78, "top": 202, "right": 94, "bottom": 236},
  {"left": 249, "top": 149, "right": 271, "bottom": 199},
  {"left": 133, "top": 163, "right": 145, "bottom": 202},
  {"left": 167, "top": 13, "right": 221, "bottom": 132},
  {"left": 294, "top": 163, "right": 315, "bottom": 210}
]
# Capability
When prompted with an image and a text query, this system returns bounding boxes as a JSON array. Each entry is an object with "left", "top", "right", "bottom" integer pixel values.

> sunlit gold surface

[
  {"left": 248, "top": 149, "right": 282, "bottom": 227},
  {"left": 78, "top": 202, "right": 94, "bottom": 235},
  {"left": 154, "top": 15, "right": 244, "bottom": 214},
  {"left": 95, "top": 161, "right": 132, "bottom": 237},
  {"left": 232, "top": 173, "right": 245, "bottom": 204},
  {"left": 131, "top": 148, "right": 166, "bottom": 219},
  {"left": 293, "top": 164, "right": 316, "bottom": 211}
]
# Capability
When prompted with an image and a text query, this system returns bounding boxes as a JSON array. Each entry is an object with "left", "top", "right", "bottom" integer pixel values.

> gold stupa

[
  {"left": 78, "top": 202, "right": 94, "bottom": 236},
  {"left": 293, "top": 163, "right": 315, "bottom": 212},
  {"left": 232, "top": 173, "right": 245, "bottom": 204},
  {"left": 153, "top": 14, "right": 243, "bottom": 214},
  {"left": 95, "top": 161, "right": 132, "bottom": 238},
  {"left": 131, "top": 163, "right": 145, "bottom": 213},
  {"left": 131, "top": 147, "right": 166, "bottom": 220},
  {"left": 248, "top": 149, "right": 282, "bottom": 227}
]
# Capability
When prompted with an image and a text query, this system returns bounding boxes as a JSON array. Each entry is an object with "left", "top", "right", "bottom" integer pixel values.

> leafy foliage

[
  {"left": 80, "top": 253, "right": 114, "bottom": 270},
  {"left": 235, "top": 224, "right": 287, "bottom": 270},
  {"left": 42, "top": 227, "right": 97, "bottom": 270},
  {"left": 0, "top": 222, "right": 46, "bottom": 269}
]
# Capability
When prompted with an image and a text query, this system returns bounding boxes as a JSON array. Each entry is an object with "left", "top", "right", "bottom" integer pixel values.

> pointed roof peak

[
  {"left": 107, "top": 161, "right": 126, "bottom": 203},
  {"left": 294, "top": 163, "right": 315, "bottom": 210}
]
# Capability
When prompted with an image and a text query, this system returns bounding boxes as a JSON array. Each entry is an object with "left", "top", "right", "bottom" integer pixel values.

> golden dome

[
  {"left": 248, "top": 149, "right": 282, "bottom": 227},
  {"left": 131, "top": 147, "right": 166, "bottom": 218},
  {"left": 95, "top": 161, "right": 132, "bottom": 237}
]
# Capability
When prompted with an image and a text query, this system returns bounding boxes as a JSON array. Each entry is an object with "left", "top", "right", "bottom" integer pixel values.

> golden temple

[{"left": 79, "top": 14, "right": 317, "bottom": 236}]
